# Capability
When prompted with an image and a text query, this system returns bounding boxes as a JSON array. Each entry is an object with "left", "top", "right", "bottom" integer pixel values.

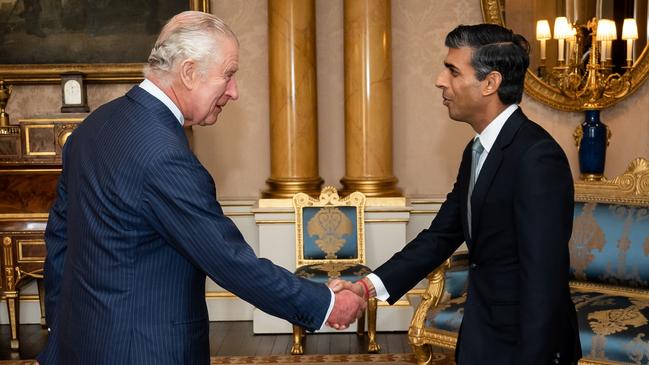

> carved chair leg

[
  {"left": 5, "top": 292, "right": 20, "bottom": 350},
  {"left": 37, "top": 279, "right": 46, "bottom": 328},
  {"left": 367, "top": 297, "right": 380, "bottom": 353},
  {"left": 412, "top": 343, "right": 433, "bottom": 365},
  {"left": 290, "top": 324, "right": 304, "bottom": 355},
  {"left": 356, "top": 310, "right": 366, "bottom": 336}
]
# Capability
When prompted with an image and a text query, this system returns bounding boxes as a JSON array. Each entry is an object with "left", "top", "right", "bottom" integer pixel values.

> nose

[
  {"left": 435, "top": 71, "right": 447, "bottom": 89},
  {"left": 226, "top": 78, "right": 239, "bottom": 101}
]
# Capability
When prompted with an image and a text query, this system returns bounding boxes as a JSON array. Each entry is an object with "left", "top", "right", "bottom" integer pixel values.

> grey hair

[{"left": 144, "top": 11, "right": 238, "bottom": 84}]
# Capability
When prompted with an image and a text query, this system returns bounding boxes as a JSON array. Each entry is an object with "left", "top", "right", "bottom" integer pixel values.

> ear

[
  {"left": 482, "top": 71, "right": 502, "bottom": 97},
  {"left": 179, "top": 59, "right": 198, "bottom": 90}
]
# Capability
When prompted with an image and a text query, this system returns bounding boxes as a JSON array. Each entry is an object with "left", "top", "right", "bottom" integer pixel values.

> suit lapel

[
  {"left": 459, "top": 140, "right": 473, "bottom": 247},
  {"left": 469, "top": 108, "right": 526, "bottom": 240}
]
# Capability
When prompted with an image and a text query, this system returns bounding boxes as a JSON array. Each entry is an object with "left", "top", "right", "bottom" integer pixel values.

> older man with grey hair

[{"left": 37, "top": 11, "right": 365, "bottom": 365}]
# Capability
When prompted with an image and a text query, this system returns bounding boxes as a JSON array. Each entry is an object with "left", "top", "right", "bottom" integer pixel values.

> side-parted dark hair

[{"left": 445, "top": 24, "right": 530, "bottom": 105}]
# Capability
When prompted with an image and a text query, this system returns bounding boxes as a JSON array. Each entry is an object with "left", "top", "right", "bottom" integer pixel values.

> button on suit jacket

[
  {"left": 37, "top": 86, "right": 331, "bottom": 365},
  {"left": 373, "top": 108, "right": 581, "bottom": 365}
]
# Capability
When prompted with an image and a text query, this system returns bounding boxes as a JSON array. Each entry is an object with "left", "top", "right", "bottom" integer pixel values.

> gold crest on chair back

[{"left": 291, "top": 186, "right": 380, "bottom": 354}]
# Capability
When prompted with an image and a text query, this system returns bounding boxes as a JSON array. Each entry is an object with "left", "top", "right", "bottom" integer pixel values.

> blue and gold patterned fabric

[
  {"left": 302, "top": 206, "right": 359, "bottom": 260},
  {"left": 572, "top": 290, "right": 649, "bottom": 364},
  {"left": 295, "top": 262, "right": 372, "bottom": 284},
  {"left": 424, "top": 293, "right": 466, "bottom": 333},
  {"left": 570, "top": 202, "right": 649, "bottom": 289},
  {"left": 424, "top": 254, "right": 469, "bottom": 333}
]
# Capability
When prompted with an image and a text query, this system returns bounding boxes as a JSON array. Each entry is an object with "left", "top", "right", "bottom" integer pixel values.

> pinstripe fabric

[{"left": 37, "top": 86, "right": 331, "bottom": 365}]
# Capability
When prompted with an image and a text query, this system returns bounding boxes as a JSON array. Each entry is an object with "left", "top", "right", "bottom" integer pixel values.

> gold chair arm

[{"left": 408, "top": 259, "right": 450, "bottom": 345}]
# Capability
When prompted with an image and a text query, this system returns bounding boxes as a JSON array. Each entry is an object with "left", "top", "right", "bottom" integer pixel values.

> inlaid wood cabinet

[{"left": 0, "top": 115, "right": 82, "bottom": 350}]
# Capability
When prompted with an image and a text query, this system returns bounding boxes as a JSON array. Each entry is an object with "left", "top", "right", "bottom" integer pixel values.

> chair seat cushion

[
  {"left": 295, "top": 263, "right": 372, "bottom": 284},
  {"left": 423, "top": 287, "right": 649, "bottom": 364}
]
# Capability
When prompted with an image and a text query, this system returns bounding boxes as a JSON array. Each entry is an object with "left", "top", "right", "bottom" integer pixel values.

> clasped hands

[{"left": 325, "top": 279, "right": 369, "bottom": 330}]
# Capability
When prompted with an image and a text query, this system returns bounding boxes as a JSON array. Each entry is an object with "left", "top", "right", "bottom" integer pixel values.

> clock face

[{"left": 63, "top": 79, "right": 82, "bottom": 105}]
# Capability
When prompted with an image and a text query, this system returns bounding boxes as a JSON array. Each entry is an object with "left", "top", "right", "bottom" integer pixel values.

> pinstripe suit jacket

[{"left": 37, "top": 86, "right": 331, "bottom": 365}]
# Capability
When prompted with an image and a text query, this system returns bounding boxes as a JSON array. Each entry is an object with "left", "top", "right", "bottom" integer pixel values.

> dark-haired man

[{"left": 330, "top": 24, "right": 581, "bottom": 365}]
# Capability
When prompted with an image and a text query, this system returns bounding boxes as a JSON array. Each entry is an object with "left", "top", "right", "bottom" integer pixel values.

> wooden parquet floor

[{"left": 0, "top": 321, "right": 432, "bottom": 361}]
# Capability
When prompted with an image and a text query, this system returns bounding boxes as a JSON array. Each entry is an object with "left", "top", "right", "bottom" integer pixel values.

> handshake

[{"left": 325, "top": 278, "right": 374, "bottom": 330}]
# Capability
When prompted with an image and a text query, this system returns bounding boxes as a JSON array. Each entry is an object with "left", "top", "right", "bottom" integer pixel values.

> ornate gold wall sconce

[{"left": 482, "top": 0, "right": 649, "bottom": 180}]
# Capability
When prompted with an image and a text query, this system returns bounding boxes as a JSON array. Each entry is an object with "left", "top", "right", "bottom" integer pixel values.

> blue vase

[{"left": 578, "top": 110, "right": 608, "bottom": 180}]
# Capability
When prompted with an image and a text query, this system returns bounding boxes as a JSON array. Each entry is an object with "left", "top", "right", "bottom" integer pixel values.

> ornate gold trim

[
  {"left": 575, "top": 158, "right": 649, "bottom": 205},
  {"left": 570, "top": 281, "right": 649, "bottom": 299},
  {"left": 254, "top": 220, "right": 294, "bottom": 224},
  {"left": 23, "top": 125, "right": 57, "bottom": 156},
  {"left": 410, "top": 210, "right": 439, "bottom": 215},
  {"left": 480, "top": 0, "right": 649, "bottom": 111},
  {"left": 205, "top": 291, "right": 237, "bottom": 298},
  {"left": 365, "top": 218, "right": 409, "bottom": 223},
  {"left": 294, "top": 186, "right": 366, "bottom": 267},
  {"left": 0, "top": 294, "right": 39, "bottom": 301},
  {"left": 0, "top": 213, "right": 49, "bottom": 220},
  {"left": 409, "top": 327, "right": 458, "bottom": 350},
  {"left": 18, "top": 117, "right": 85, "bottom": 123},
  {"left": 17, "top": 239, "right": 45, "bottom": 263},
  {"left": 0, "top": 1, "right": 209, "bottom": 84},
  {"left": 0, "top": 169, "right": 60, "bottom": 174}
]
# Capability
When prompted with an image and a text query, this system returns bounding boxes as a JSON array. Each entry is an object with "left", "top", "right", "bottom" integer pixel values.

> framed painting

[{"left": 0, "top": 0, "right": 209, "bottom": 84}]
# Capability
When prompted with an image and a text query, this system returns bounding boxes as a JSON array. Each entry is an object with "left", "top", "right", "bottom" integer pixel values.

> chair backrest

[
  {"left": 294, "top": 186, "right": 366, "bottom": 267},
  {"left": 570, "top": 158, "right": 649, "bottom": 289}
]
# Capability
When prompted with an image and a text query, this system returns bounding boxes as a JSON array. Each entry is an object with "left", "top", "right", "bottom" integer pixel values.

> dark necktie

[{"left": 467, "top": 138, "right": 484, "bottom": 239}]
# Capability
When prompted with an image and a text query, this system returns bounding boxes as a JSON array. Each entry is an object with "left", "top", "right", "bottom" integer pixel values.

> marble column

[
  {"left": 341, "top": 0, "right": 400, "bottom": 197},
  {"left": 263, "top": 0, "right": 323, "bottom": 198}
]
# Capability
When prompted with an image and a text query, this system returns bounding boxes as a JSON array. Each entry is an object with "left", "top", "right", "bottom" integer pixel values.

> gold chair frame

[
  {"left": 291, "top": 186, "right": 380, "bottom": 354},
  {"left": 407, "top": 158, "right": 649, "bottom": 365}
]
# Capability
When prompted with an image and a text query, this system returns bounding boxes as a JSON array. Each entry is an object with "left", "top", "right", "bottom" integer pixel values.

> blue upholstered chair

[
  {"left": 408, "top": 158, "right": 649, "bottom": 365},
  {"left": 290, "top": 186, "right": 380, "bottom": 355}
]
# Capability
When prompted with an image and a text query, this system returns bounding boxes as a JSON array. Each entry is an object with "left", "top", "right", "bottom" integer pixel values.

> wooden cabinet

[{"left": 0, "top": 115, "right": 82, "bottom": 350}]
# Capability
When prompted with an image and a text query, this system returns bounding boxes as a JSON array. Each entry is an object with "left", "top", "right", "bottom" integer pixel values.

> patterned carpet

[
  {"left": 0, "top": 353, "right": 455, "bottom": 365},
  {"left": 211, "top": 353, "right": 454, "bottom": 364}
]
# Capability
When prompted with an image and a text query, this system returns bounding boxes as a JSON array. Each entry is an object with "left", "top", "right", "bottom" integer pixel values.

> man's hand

[
  {"left": 326, "top": 289, "right": 366, "bottom": 330},
  {"left": 328, "top": 279, "right": 364, "bottom": 298}
]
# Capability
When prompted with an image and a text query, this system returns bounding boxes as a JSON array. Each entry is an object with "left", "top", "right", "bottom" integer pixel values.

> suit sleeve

[
  {"left": 373, "top": 166, "right": 465, "bottom": 304},
  {"left": 513, "top": 139, "right": 574, "bottom": 363},
  {"left": 43, "top": 140, "right": 70, "bottom": 331},
  {"left": 140, "top": 150, "right": 331, "bottom": 331},
  {"left": 37, "top": 140, "right": 71, "bottom": 364}
]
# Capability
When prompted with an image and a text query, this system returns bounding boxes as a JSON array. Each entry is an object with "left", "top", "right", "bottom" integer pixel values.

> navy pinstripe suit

[{"left": 37, "top": 86, "right": 331, "bottom": 364}]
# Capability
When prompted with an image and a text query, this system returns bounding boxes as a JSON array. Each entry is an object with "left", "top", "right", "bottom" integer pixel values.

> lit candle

[
  {"left": 622, "top": 18, "right": 638, "bottom": 63},
  {"left": 536, "top": 20, "right": 552, "bottom": 60}
]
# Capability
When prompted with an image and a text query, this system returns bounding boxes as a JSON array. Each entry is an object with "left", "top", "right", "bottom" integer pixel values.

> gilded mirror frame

[
  {"left": 0, "top": 0, "right": 210, "bottom": 85},
  {"left": 481, "top": 0, "right": 649, "bottom": 111}
]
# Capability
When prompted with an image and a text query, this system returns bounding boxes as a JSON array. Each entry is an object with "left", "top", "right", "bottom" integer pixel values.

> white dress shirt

[{"left": 366, "top": 104, "right": 519, "bottom": 302}]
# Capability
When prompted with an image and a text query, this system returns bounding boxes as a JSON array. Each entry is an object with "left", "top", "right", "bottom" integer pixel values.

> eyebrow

[{"left": 443, "top": 62, "right": 459, "bottom": 73}]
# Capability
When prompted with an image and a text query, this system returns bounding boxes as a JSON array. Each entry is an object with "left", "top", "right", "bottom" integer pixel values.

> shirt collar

[
  {"left": 474, "top": 104, "right": 518, "bottom": 153},
  {"left": 138, "top": 79, "right": 185, "bottom": 126}
]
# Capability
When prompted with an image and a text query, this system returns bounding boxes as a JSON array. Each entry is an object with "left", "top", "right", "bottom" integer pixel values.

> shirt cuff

[
  {"left": 366, "top": 273, "right": 390, "bottom": 301},
  {"left": 320, "top": 287, "right": 336, "bottom": 330}
]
